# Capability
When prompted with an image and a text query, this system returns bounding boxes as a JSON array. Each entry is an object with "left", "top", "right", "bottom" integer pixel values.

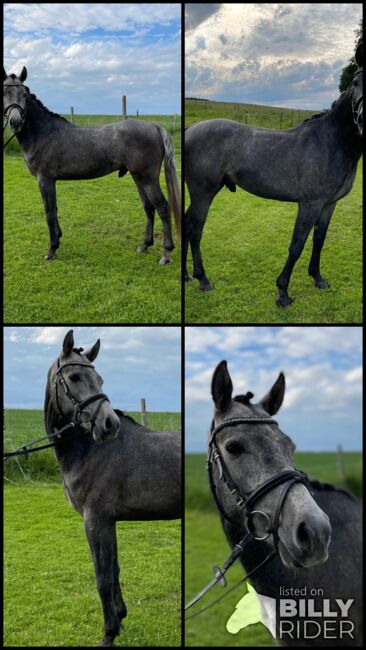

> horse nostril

[
  {"left": 296, "top": 521, "right": 313, "bottom": 554},
  {"left": 105, "top": 417, "right": 112, "bottom": 431}
]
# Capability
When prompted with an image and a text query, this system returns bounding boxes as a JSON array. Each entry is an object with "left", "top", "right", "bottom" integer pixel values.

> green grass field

[
  {"left": 4, "top": 409, "right": 181, "bottom": 647},
  {"left": 184, "top": 99, "right": 363, "bottom": 324},
  {"left": 4, "top": 114, "right": 181, "bottom": 324},
  {"left": 185, "top": 452, "right": 362, "bottom": 647}
]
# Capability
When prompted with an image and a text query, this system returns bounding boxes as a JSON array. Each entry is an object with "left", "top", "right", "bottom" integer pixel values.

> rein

[{"left": 185, "top": 416, "right": 310, "bottom": 617}]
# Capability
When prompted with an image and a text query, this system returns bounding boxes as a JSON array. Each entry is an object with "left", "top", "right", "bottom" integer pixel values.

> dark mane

[
  {"left": 17, "top": 79, "right": 70, "bottom": 124},
  {"left": 309, "top": 478, "right": 357, "bottom": 502},
  {"left": 302, "top": 92, "right": 348, "bottom": 123}
]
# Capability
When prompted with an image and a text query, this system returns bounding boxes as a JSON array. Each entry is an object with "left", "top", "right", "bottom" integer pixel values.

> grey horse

[
  {"left": 44, "top": 330, "right": 181, "bottom": 646},
  {"left": 185, "top": 39, "right": 362, "bottom": 306},
  {"left": 3, "top": 67, "right": 181, "bottom": 263},
  {"left": 205, "top": 361, "right": 362, "bottom": 645}
]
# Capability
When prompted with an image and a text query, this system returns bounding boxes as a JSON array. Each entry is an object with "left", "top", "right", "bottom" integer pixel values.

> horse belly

[{"left": 233, "top": 167, "right": 298, "bottom": 202}]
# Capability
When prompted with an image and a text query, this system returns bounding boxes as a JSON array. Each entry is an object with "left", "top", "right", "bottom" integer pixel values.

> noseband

[
  {"left": 3, "top": 84, "right": 28, "bottom": 148},
  {"left": 54, "top": 359, "right": 109, "bottom": 433},
  {"left": 185, "top": 416, "right": 311, "bottom": 615}
]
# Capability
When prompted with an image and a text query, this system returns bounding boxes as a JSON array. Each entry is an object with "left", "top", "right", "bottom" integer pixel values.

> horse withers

[
  {"left": 3, "top": 67, "right": 181, "bottom": 264},
  {"left": 44, "top": 330, "right": 181, "bottom": 646}
]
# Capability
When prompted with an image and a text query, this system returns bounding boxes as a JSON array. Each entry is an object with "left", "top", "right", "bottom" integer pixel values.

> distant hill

[{"left": 185, "top": 97, "right": 318, "bottom": 129}]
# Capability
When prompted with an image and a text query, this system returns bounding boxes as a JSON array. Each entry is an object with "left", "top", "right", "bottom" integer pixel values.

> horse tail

[{"left": 157, "top": 126, "right": 181, "bottom": 239}]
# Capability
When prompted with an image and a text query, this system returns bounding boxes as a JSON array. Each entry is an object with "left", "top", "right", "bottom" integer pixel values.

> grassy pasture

[
  {"left": 4, "top": 409, "right": 181, "bottom": 647},
  {"left": 4, "top": 114, "right": 181, "bottom": 325},
  {"left": 185, "top": 452, "right": 362, "bottom": 647},
  {"left": 184, "top": 99, "right": 362, "bottom": 324}
]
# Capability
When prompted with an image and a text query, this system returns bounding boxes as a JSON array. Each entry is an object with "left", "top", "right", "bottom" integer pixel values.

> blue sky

[
  {"left": 185, "top": 327, "right": 362, "bottom": 452},
  {"left": 4, "top": 3, "right": 181, "bottom": 114},
  {"left": 185, "top": 3, "right": 362, "bottom": 110},
  {"left": 4, "top": 327, "right": 181, "bottom": 413}
]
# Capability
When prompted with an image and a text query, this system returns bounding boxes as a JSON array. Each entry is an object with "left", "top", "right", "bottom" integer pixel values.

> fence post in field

[
  {"left": 70, "top": 107, "right": 74, "bottom": 124},
  {"left": 336, "top": 444, "right": 345, "bottom": 481},
  {"left": 140, "top": 398, "right": 147, "bottom": 426},
  {"left": 136, "top": 109, "right": 139, "bottom": 118},
  {"left": 245, "top": 111, "right": 248, "bottom": 124},
  {"left": 122, "top": 95, "right": 127, "bottom": 120}
]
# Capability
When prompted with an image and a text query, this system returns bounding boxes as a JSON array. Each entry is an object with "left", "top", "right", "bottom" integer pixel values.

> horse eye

[
  {"left": 69, "top": 373, "right": 81, "bottom": 382},
  {"left": 225, "top": 442, "right": 244, "bottom": 455}
]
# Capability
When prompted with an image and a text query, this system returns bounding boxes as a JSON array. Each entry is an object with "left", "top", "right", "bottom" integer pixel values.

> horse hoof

[
  {"left": 199, "top": 280, "right": 213, "bottom": 291},
  {"left": 315, "top": 279, "right": 330, "bottom": 289},
  {"left": 185, "top": 274, "right": 194, "bottom": 282},
  {"left": 137, "top": 244, "right": 148, "bottom": 253},
  {"left": 44, "top": 252, "right": 57, "bottom": 260},
  {"left": 159, "top": 256, "right": 172, "bottom": 265},
  {"left": 276, "top": 295, "right": 293, "bottom": 308}
]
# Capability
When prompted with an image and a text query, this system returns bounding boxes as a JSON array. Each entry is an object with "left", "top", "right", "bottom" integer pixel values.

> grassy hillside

[{"left": 185, "top": 97, "right": 316, "bottom": 129}]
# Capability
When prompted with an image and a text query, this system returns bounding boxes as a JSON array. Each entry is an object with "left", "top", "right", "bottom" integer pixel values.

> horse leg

[
  {"left": 141, "top": 179, "right": 174, "bottom": 265},
  {"left": 184, "top": 207, "right": 193, "bottom": 281},
  {"left": 189, "top": 195, "right": 214, "bottom": 291},
  {"left": 111, "top": 525, "right": 127, "bottom": 624},
  {"left": 38, "top": 176, "right": 61, "bottom": 260},
  {"left": 84, "top": 515, "right": 121, "bottom": 647},
  {"left": 133, "top": 179, "right": 156, "bottom": 253},
  {"left": 276, "top": 202, "right": 319, "bottom": 307},
  {"left": 308, "top": 202, "right": 336, "bottom": 289}
]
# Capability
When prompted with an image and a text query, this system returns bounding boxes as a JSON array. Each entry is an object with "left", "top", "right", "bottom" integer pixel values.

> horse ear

[
  {"left": 19, "top": 66, "right": 27, "bottom": 82},
  {"left": 62, "top": 329, "right": 74, "bottom": 357},
  {"left": 211, "top": 360, "right": 233, "bottom": 413},
  {"left": 355, "top": 40, "right": 363, "bottom": 68},
  {"left": 259, "top": 372, "right": 285, "bottom": 415},
  {"left": 4, "top": 67, "right": 7, "bottom": 81},
  {"left": 85, "top": 339, "right": 101, "bottom": 362}
]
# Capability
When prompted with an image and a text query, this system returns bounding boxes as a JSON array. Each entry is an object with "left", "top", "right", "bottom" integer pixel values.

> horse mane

[
  {"left": 114, "top": 408, "right": 140, "bottom": 426},
  {"left": 7, "top": 75, "right": 70, "bottom": 124},
  {"left": 302, "top": 91, "right": 349, "bottom": 124},
  {"left": 234, "top": 392, "right": 254, "bottom": 405},
  {"left": 308, "top": 478, "right": 357, "bottom": 502}
]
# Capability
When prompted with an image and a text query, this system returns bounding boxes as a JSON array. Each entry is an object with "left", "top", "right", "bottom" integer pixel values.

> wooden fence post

[
  {"left": 70, "top": 106, "right": 74, "bottom": 124},
  {"left": 140, "top": 398, "right": 147, "bottom": 426},
  {"left": 122, "top": 95, "right": 127, "bottom": 120},
  {"left": 336, "top": 444, "right": 345, "bottom": 480}
]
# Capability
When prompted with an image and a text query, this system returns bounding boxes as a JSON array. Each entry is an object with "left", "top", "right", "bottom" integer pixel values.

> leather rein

[
  {"left": 4, "top": 359, "right": 109, "bottom": 462},
  {"left": 185, "top": 416, "right": 311, "bottom": 617}
]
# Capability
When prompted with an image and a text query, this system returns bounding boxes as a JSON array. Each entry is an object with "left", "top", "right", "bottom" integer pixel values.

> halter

[
  {"left": 351, "top": 68, "right": 363, "bottom": 129},
  {"left": 3, "top": 84, "right": 28, "bottom": 148},
  {"left": 185, "top": 416, "right": 310, "bottom": 615}
]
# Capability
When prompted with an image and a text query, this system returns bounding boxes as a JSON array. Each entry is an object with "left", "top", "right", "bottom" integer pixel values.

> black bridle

[
  {"left": 4, "top": 358, "right": 109, "bottom": 462},
  {"left": 351, "top": 68, "right": 363, "bottom": 129},
  {"left": 185, "top": 416, "right": 310, "bottom": 616},
  {"left": 3, "top": 84, "right": 28, "bottom": 148}
]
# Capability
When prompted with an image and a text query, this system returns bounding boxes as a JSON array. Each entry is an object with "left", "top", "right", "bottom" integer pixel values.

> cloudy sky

[
  {"left": 4, "top": 327, "right": 181, "bottom": 413},
  {"left": 185, "top": 3, "right": 362, "bottom": 109},
  {"left": 4, "top": 3, "right": 181, "bottom": 114},
  {"left": 185, "top": 327, "right": 362, "bottom": 452}
]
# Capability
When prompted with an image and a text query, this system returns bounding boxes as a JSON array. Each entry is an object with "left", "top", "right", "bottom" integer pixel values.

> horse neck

[
  {"left": 16, "top": 95, "right": 70, "bottom": 150},
  {"left": 329, "top": 90, "right": 362, "bottom": 157},
  {"left": 44, "top": 383, "right": 92, "bottom": 472}
]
